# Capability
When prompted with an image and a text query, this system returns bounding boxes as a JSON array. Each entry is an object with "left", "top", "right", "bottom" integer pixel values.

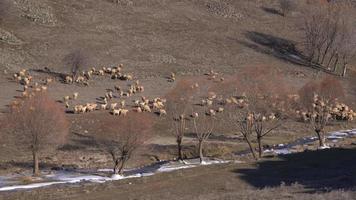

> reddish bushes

[{"left": 5, "top": 92, "right": 69, "bottom": 175}]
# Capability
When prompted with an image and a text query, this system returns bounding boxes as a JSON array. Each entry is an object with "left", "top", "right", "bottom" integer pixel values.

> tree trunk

[
  {"left": 32, "top": 151, "right": 39, "bottom": 176},
  {"left": 342, "top": 64, "right": 347, "bottom": 77},
  {"left": 257, "top": 136, "right": 263, "bottom": 158},
  {"left": 316, "top": 129, "right": 326, "bottom": 147},
  {"left": 198, "top": 140, "right": 204, "bottom": 164},
  {"left": 113, "top": 159, "right": 119, "bottom": 174},
  {"left": 244, "top": 136, "right": 257, "bottom": 160},
  {"left": 177, "top": 138, "right": 183, "bottom": 161},
  {"left": 117, "top": 157, "right": 127, "bottom": 175}
]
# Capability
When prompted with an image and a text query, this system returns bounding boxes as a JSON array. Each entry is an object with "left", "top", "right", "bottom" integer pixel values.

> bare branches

[
  {"left": 298, "top": 76, "right": 345, "bottom": 147},
  {"left": 63, "top": 50, "right": 87, "bottom": 80},
  {"left": 301, "top": 1, "right": 356, "bottom": 76},
  {"left": 5, "top": 92, "right": 69, "bottom": 175},
  {"left": 165, "top": 79, "right": 196, "bottom": 160},
  {"left": 95, "top": 113, "right": 153, "bottom": 174}
]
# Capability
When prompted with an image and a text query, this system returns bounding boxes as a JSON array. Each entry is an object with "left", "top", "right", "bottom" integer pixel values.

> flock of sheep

[
  {"left": 64, "top": 64, "right": 133, "bottom": 86},
  {"left": 9, "top": 66, "right": 355, "bottom": 125},
  {"left": 60, "top": 65, "right": 168, "bottom": 117},
  {"left": 297, "top": 94, "right": 356, "bottom": 122}
]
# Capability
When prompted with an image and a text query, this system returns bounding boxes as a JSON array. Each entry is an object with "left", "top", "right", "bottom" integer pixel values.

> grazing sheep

[
  {"left": 120, "top": 109, "right": 129, "bottom": 116},
  {"left": 217, "top": 107, "right": 224, "bottom": 113},
  {"left": 110, "top": 103, "right": 118, "bottom": 110},
  {"left": 120, "top": 100, "right": 125, "bottom": 107},
  {"left": 63, "top": 96, "right": 70, "bottom": 102},
  {"left": 73, "top": 92, "right": 79, "bottom": 100},
  {"left": 65, "top": 102, "right": 70, "bottom": 108},
  {"left": 45, "top": 78, "right": 53, "bottom": 85},
  {"left": 142, "top": 104, "right": 151, "bottom": 112},
  {"left": 191, "top": 112, "right": 199, "bottom": 118},
  {"left": 100, "top": 104, "right": 108, "bottom": 110},
  {"left": 206, "top": 109, "right": 216, "bottom": 116},
  {"left": 86, "top": 103, "right": 97, "bottom": 112},
  {"left": 40, "top": 86, "right": 47, "bottom": 91},
  {"left": 65, "top": 76, "right": 73, "bottom": 84},
  {"left": 159, "top": 109, "right": 167, "bottom": 116},
  {"left": 111, "top": 109, "right": 121, "bottom": 116},
  {"left": 133, "top": 107, "right": 142, "bottom": 113}
]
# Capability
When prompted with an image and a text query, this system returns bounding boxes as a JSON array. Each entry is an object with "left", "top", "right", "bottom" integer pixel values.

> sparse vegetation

[{"left": 0, "top": 0, "right": 355, "bottom": 199}]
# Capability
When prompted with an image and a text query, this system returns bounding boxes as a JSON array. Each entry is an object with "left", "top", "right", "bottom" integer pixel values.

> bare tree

[
  {"left": 165, "top": 79, "right": 196, "bottom": 161},
  {"left": 228, "top": 66, "right": 287, "bottom": 159},
  {"left": 301, "top": 1, "right": 356, "bottom": 75},
  {"left": 96, "top": 113, "right": 153, "bottom": 175},
  {"left": 191, "top": 112, "right": 215, "bottom": 164},
  {"left": 298, "top": 76, "right": 344, "bottom": 147},
  {"left": 5, "top": 92, "right": 69, "bottom": 175},
  {"left": 63, "top": 50, "right": 87, "bottom": 80}
]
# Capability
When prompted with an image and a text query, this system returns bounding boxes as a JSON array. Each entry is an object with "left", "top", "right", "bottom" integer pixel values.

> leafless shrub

[
  {"left": 165, "top": 79, "right": 196, "bottom": 161},
  {"left": 95, "top": 113, "right": 153, "bottom": 175},
  {"left": 63, "top": 50, "right": 87, "bottom": 80},
  {"left": 301, "top": 1, "right": 356, "bottom": 76},
  {"left": 228, "top": 66, "right": 287, "bottom": 159},
  {"left": 5, "top": 92, "right": 69, "bottom": 175}
]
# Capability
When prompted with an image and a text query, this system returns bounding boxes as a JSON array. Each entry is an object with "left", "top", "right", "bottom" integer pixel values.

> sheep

[
  {"left": 65, "top": 102, "right": 70, "bottom": 108},
  {"left": 86, "top": 103, "right": 97, "bottom": 112},
  {"left": 206, "top": 109, "right": 216, "bottom": 116},
  {"left": 206, "top": 99, "right": 213, "bottom": 106},
  {"left": 98, "top": 70, "right": 105, "bottom": 76},
  {"left": 142, "top": 104, "right": 151, "bottom": 112},
  {"left": 100, "top": 104, "right": 108, "bottom": 110},
  {"left": 110, "top": 103, "right": 118, "bottom": 110},
  {"left": 133, "top": 107, "right": 142, "bottom": 113},
  {"left": 73, "top": 92, "right": 79, "bottom": 100},
  {"left": 159, "top": 109, "right": 167, "bottom": 116},
  {"left": 120, "top": 100, "right": 125, "bottom": 107},
  {"left": 170, "top": 72, "right": 175, "bottom": 82},
  {"left": 111, "top": 109, "right": 121, "bottom": 116},
  {"left": 63, "top": 96, "right": 70, "bottom": 102},
  {"left": 75, "top": 76, "right": 85, "bottom": 83},
  {"left": 45, "top": 78, "right": 53, "bottom": 85},
  {"left": 41, "top": 86, "right": 48, "bottom": 91},
  {"left": 65, "top": 76, "right": 73, "bottom": 84},
  {"left": 191, "top": 112, "right": 199, "bottom": 118},
  {"left": 217, "top": 107, "right": 224, "bottom": 113},
  {"left": 74, "top": 105, "right": 86, "bottom": 114},
  {"left": 120, "top": 109, "right": 129, "bottom": 116}
]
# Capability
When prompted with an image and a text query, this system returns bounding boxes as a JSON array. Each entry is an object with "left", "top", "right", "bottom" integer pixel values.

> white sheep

[{"left": 73, "top": 92, "right": 79, "bottom": 100}]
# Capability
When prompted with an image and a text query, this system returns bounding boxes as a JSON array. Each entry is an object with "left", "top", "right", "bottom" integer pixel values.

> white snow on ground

[
  {"left": 263, "top": 148, "right": 291, "bottom": 155},
  {"left": 1, "top": 128, "right": 354, "bottom": 192},
  {"left": 0, "top": 158, "right": 233, "bottom": 192},
  {"left": 0, "top": 181, "right": 66, "bottom": 192}
]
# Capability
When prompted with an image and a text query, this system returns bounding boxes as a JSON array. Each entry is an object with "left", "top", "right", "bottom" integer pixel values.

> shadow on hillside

[
  {"left": 240, "top": 31, "right": 336, "bottom": 75},
  {"left": 261, "top": 7, "right": 284, "bottom": 16},
  {"left": 58, "top": 132, "right": 98, "bottom": 151},
  {"left": 235, "top": 148, "right": 356, "bottom": 191}
]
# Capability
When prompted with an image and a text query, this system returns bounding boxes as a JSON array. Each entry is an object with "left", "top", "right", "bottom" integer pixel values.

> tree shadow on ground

[
  {"left": 240, "top": 31, "right": 336, "bottom": 75},
  {"left": 235, "top": 148, "right": 356, "bottom": 191},
  {"left": 261, "top": 7, "right": 284, "bottom": 16}
]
